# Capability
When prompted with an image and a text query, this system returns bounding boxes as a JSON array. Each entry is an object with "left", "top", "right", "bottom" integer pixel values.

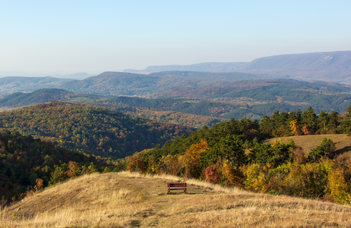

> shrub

[
  {"left": 325, "top": 169, "right": 351, "bottom": 204},
  {"left": 308, "top": 138, "right": 336, "bottom": 162}
]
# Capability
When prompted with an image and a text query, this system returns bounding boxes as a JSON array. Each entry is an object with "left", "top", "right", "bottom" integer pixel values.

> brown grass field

[
  {"left": 1, "top": 171, "right": 351, "bottom": 227},
  {"left": 264, "top": 134, "right": 351, "bottom": 155}
]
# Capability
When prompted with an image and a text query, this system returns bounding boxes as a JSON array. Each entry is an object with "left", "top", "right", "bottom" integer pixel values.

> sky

[{"left": 0, "top": 0, "right": 351, "bottom": 76}]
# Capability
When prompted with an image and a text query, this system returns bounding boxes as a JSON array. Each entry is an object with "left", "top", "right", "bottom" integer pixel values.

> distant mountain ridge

[
  {"left": 242, "top": 51, "right": 351, "bottom": 83},
  {"left": 124, "top": 51, "right": 351, "bottom": 83},
  {"left": 124, "top": 62, "right": 248, "bottom": 74}
]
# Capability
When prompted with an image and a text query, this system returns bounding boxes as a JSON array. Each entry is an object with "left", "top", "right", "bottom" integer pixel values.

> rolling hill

[
  {"left": 59, "top": 71, "right": 283, "bottom": 97},
  {"left": 155, "top": 78, "right": 351, "bottom": 116},
  {"left": 0, "top": 76, "right": 75, "bottom": 97},
  {"left": 3, "top": 77, "right": 351, "bottom": 122},
  {"left": 0, "top": 102, "right": 194, "bottom": 158},
  {"left": 0, "top": 89, "right": 224, "bottom": 128},
  {"left": 1, "top": 172, "right": 350, "bottom": 227}
]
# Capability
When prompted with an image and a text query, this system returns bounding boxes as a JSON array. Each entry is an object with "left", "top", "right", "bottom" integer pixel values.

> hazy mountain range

[{"left": 125, "top": 51, "right": 351, "bottom": 83}]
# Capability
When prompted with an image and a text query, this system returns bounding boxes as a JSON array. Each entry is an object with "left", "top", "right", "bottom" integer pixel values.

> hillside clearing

[
  {"left": 1, "top": 172, "right": 351, "bottom": 227},
  {"left": 264, "top": 134, "right": 351, "bottom": 155}
]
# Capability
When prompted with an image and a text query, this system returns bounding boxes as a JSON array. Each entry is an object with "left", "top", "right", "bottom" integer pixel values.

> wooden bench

[{"left": 167, "top": 183, "right": 187, "bottom": 194}]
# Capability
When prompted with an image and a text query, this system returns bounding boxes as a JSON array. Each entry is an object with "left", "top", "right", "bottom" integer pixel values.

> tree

[
  {"left": 289, "top": 119, "right": 301, "bottom": 136},
  {"left": 66, "top": 161, "right": 80, "bottom": 178},
  {"left": 259, "top": 115, "right": 273, "bottom": 138},
  {"left": 308, "top": 138, "right": 336, "bottom": 162},
  {"left": 317, "top": 111, "right": 329, "bottom": 134},
  {"left": 212, "top": 135, "right": 247, "bottom": 168},
  {"left": 301, "top": 107, "right": 317, "bottom": 134},
  {"left": 49, "top": 165, "right": 67, "bottom": 185},
  {"left": 326, "top": 111, "right": 339, "bottom": 133},
  {"left": 180, "top": 139, "right": 210, "bottom": 178}
]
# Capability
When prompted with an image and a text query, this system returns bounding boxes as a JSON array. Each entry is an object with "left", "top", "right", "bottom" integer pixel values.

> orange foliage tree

[
  {"left": 180, "top": 139, "right": 210, "bottom": 179},
  {"left": 66, "top": 161, "right": 80, "bottom": 178},
  {"left": 127, "top": 156, "right": 137, "bottom": 172}
]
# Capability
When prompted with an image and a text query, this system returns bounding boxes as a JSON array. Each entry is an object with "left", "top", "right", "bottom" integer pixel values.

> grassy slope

[
  {"left": 1, "top": 172, "right": 350, "bottom": 227},
  {"left": 265, "top": 134, "right": 351, "bottom": 155}
]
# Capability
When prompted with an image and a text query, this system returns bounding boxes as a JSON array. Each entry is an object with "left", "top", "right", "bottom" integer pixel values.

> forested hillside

[
  {"left": 127, "top": 105, "right": 351, "bottom": 204},
  {"left": 0, "top": 102, "right": 194, "bottom": 158},
  {"left": 59, "top": 71, "right": 229, "bottom": 97},
  {"left": 0, "top": 89, "right": 225, "bottom": 128},
  {"left": 156, "top": 79, "right": 351, "bottom": 117},
  {"left": 0, "top": 130, "right": 110, "bottom": 206},
  {"left": 3, "top": 78, "right": 351, "bottom": 123}
]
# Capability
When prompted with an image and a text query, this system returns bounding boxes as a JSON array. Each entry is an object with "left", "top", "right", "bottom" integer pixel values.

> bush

[{"left": 308, "top": 138, "right": 336, "bottom": 162}]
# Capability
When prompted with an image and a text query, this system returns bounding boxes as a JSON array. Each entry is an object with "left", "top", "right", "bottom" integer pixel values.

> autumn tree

[
  {"left": 289, "top": 119, "right": 301, "bottom": 136},
  {"left": 180, "top": 139, "right": 210, "bottom": 178},
  {"left": 66, "top": 161, "right": 80, "bottom": 178},
  {"left": 127, "top": 156, "right": 137, "bottom": 172}
]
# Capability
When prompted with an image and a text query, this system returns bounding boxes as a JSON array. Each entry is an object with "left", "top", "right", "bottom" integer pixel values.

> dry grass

[
  {"left": 1, "top": 172, "right": 351, "bottom": 227},
  {"left": 265, "top": 134, "right": 351, "bottom": 154}
]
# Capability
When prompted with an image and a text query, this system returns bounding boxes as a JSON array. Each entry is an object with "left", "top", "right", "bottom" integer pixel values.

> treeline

[
  {"left": 126, "top": 106, "right": 351, "bottom": 204},
  {"left": 0, "top": 101, "right": 194, "bottom": 158},
  {"left": 259, "top": 107, "right": 351, "bottom": 137},
  {"left": 0, "top": 130, "right": 118, "bottom": 206}
]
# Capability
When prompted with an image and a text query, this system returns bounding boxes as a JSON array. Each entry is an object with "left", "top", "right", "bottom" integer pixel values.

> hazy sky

[{"left": 1, "top": 0, "right": 351, "bottom": 76}]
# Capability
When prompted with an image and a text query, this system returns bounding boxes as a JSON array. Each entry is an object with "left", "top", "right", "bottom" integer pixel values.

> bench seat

[{"left": 167, "top": 183, "right": 187, "bottom": 193}]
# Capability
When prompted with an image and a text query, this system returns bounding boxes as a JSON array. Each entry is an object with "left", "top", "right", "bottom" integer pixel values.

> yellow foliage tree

[
  {"left": 222, "top": 162, "right": 244, "bottom": 188},
  {"left": 244, "top": 164, "right": 268, "bottom": 193},
  {"left": 289, "top": 119, "right": 301, "bottom": 136},
  {"left": 326, "top": 169, "right": 351, "bottom": 204}
]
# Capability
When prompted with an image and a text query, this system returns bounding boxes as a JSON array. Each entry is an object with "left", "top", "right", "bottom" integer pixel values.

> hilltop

[
  {"left": 1, "top": 172, "right": 350, "bottom": 227},
  {"left": 265, "top": 134, "right": 351, "bottom": 155}
]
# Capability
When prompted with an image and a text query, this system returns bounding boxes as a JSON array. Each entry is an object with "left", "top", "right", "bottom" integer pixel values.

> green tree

[
  {"left": 301, "top": 107, "right": 317, "bottom": 134},
  {"left": 211, "top": 135, "right": 247, "bottom": 168},
  {"left": 308, "top": 138, "right": 336, "bottom": 162}
]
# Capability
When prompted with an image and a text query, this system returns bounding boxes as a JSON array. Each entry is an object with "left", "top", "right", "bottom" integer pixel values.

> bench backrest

[{"left": 168, "top": 183, "right": 186, "bottom": 188}]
